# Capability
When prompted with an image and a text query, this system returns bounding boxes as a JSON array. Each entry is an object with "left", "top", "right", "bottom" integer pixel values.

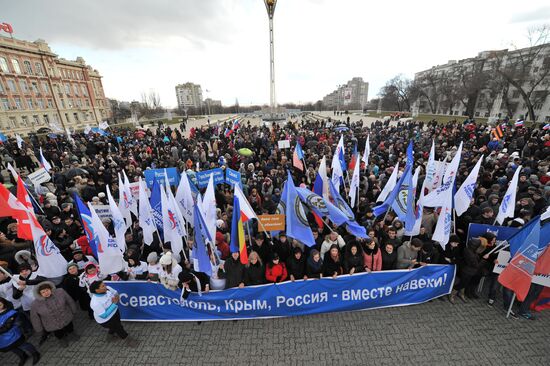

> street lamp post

[
  {"left": 264, "top": 0, "right": 277, "bottom": 114},
  {"left": 336, "top": 84, "right": 342, "bottom": 113}
]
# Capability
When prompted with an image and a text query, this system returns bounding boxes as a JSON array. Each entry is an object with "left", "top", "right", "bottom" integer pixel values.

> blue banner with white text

[
  {"left": 196, "top": 168, "right": 225, "bottom": 188},
  {"left": 466, "top": 223, "right": 519, "bottom": 242},
  {"left": 107, "top": 265, "right": 455, "bottom": 322},
  {"left": 143, "top": 167, "right": 179, "bottom": 188}
]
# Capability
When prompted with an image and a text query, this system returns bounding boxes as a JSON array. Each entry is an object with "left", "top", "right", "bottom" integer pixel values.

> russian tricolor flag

[
  {"left": 543, "top": 123, "right": 550, "bottom": 130},
  {"left": 39, "top": 147, "right": 52, "bottom": 172},
  {"left": 515, "top": 119, "right": 524, "bottom": 127}
]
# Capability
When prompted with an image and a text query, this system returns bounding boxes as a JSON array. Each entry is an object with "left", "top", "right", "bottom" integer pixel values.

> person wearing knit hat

[
  {"left": 69, "top": 248, "right": 97, "bottom": 273},
  {"left": 146, "top": 252, "right": 161, "bottom": 282}
]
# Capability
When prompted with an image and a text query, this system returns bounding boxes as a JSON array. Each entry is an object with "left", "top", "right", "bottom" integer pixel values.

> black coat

[
  {"left": 343, "top": 253, "right": 364, "bottom": 274},
  {"left": 381, "top": 250, "right": 397, "bottom": 270},
  {"left": 218, "top": 258, "right": 244, "bottom": 289},
  {"left": 286, "top": 255, "right": 306, "bottom": 279},
  {"left": 322, "top": 255, "right": 343, "bottom": 277},
  {"left": 243, "top": 262, "right": 265, "bottom": 286}
]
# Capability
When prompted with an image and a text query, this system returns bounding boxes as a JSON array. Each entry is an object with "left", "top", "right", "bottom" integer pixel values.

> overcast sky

[{"left": 4, "top": 0, "right": 550, "bottom": 107}]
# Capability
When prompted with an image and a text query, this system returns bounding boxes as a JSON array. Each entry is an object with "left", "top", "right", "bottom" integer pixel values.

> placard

[
  {"left": 196, "top": 168, "right": 225, "bottom": 188},
  {"left": 143, "top": 168, "right": 179, "bottom": 188},
  {"left": 225, "top": 168, "right": 242, "bottom": 187},
  {"left": 28, "top": 168, "right": 51, "bottom": 185},
  {"left": 278, "top": 140, "right": 290, "bottom": 149},
  {"left": 258, "top": 214, "right": 285, "bottom": 232}
]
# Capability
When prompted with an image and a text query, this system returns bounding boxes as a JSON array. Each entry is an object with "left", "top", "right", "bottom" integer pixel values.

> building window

[
  {"left": 1, "top": 98, "right": 9, "bottom": 110},
  {"left": 68, "top": 99, "right": 73, "bottom": 108},
  {"left": 27, "top": 98, "right": 33, "bottom": 109},
  {"left": 64, "top": 113, "right": 70, "bottom": 123},
  {"left": 73, "top": 112, "right": 79, "bottom": 122},
  {"left": 41, "top": 82, "right": 50, "bottom": 94},
  {"left": 0, "top": 81, "right": 4, "bottom": 94},
  {"left": 14, "top": 97, "right": 23, "bottom": 109},
  {"left": 76, "top": 99, "right": 82, "bottom": 107},
  {"left": 64, "top": 83, "right": 71, "bottom": 95},
  {"left": 23, "top": 60, "right": 33, "bottom": 75},
  {"left": 512, "top": 90, "right": 520, "bottom": 98},
  {"left": 534, "top": 103, "right": 543, "bottom": 110},
  {"left": 61, "top": 99, "right": 65, "bottom": 108},
  {"left": 33, "top": 115, "right": 40, "bottom": 126},
  {"left": 21, "top": 116, "right": 29, "bottom": 127},
  {"left": 37, "top": 99, "right": 44, "bottom": 109},
  {"left": 43, "top": 114, "right": 50, "bottom": 124},
  {"left": 83, "top": 113, "right": 88, "bottom": 121},
  {"left": 47, "top": 99, "right": 53, "bottom": 108},
  {"left": 81, "top": 85, "right": 88, "bottom": 96},
  {"left": 31, "top": 82, "right": 40, "bottom": 94},
  {"left": 0, "top": 57, "right": 9, "bottom": 72},
  {"left": 73, "top": 84, "right": 79, "bottom": 96},
  {"left": 85, "top": 99, "right": 90, "bottom": 107},
  {"left": 7, "top": 80, "right": 16, "bottom": 93},
  {"left": 35, "top": 62, "right": 44, "bottom": 76},
  {"left": 52, "top": 114, "right": 59, "bottom": 123},
  {"left": 19, "top": 80, "right": 29, "bottom": 93},
  {"left": 11, "top": 59, "right": 21, "bottom": 74}
]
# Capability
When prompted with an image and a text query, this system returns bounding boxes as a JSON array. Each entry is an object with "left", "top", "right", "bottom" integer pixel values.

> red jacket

[{"left": 265, "top": 262, "right": 288, "bottom": 283}]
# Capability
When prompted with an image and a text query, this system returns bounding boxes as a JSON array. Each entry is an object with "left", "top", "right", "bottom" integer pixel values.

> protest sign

[
  {"left": 93, "top": 204, "right": 112, "bottom": 220},
  {"left": 278, "top": 140, "right": 290, "bottom": 149},
  {"left": 108, "top": 265, "right": 455, "bottom": 322},
  {"left": 143, "top": 168, "right": 179, "bottom": 188},
  {"left": 225, "top": 168, "right": 242, "bottom": 187},
  {"left": 28, "top": 168, "right": 51, "bottom": 185},
  {"left": 196, "top": 168, "right": 224, "bottom": 188},
  {"left": 258, "top": 214, "right": 285, "bottom": 232}
]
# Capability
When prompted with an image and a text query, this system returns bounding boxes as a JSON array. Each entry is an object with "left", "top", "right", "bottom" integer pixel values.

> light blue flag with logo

[
  {"left": 149, "top": 178, "right": 164, "bottom": 238},
  {"left": 373, "top": 163, "right": 412, "bottom": 218},
  {"left": 284, "top": 171, "right": 315, "bottom": 247},
  {"left": 193, "top": 204, "right": 213, "bottom": 276}
]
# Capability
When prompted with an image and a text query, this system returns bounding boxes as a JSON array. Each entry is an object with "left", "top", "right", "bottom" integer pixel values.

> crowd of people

[{"left": 0, "top": 113, "right": 549, "bottom": 364}]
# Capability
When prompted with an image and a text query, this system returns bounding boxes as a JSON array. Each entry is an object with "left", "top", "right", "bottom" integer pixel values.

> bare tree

[
  {"left": 379, "top": 75, "right": 417, "bottom": 112},
  {"left": 494, "top": 25, "right": 550, "bottom": 121}
]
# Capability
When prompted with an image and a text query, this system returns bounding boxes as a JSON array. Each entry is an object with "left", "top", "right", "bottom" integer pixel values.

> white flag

[
  {"left": 201, "top": 174, "right": 217, "bottom": 243},
  {"left": 542, "top": 205, "right": 550, "bottom": 221},
  {"left": 421, "top": 142, "right": 463, "bottom": 207},
  {"left": 422, "top": 141, "right": 437, "bottom": 194},
  {"left": 377, "top": 162, "right": 399, "bottom": 203},
  {"left": 39, "top": 147, "right": 52, "bottom": 172},
  {"left": 331, "top": 136, "right": 345, "bottom": 191},
  {"left": 404, "top": 167, "right": 423, "bottom": 236},
  {"left": 28, "top": 212, "right": 68, "bottom": 278},
  {"left": 99, "top": 121, "right": 109, "bottom": 129},
  {"left": 65, "top": 128, "right": 74, "bottom": 145},
  {"left": 432, "top": 203, "right": 453, "bottom": 248},
  {"left": 122, "top": 171, "right": 138, "bottom": 216},
  {"left": 88, "top": 203, "right": 125, "bottom": 275},
  {"left": 84, "top": 124, "right": 91, "bottom": 134},
  {"left": 316, "top": 156, "right": 329, "bottom": 199},
  {"left": 161, "top": 185, "right": 185, "bottom": 258},
  {"left": 234, "top": 183, "right": 258, "bottom": 222},
  {"left": 175, "top": 173, "right": 194, "bottom": 223},
  {"left": 7, "top": 162, "right": 18, "bottom": 180},
  {"left": 361, "top": 134, "right": 370, "bottom": 167},
  {"left": 349, "top": 155, "right": 361, "bottom": 208},
  {"left": 454, "top": 156, "right": 484, "bottom": 216},
  {"left": 106, "top": 185, "right": 127, "bottom": 251},
  {"left": 118, "top": 174, "right": 132, "bottom": 229},
  {"left": 495, "top": 166, "right": 522, "bottom": 225},
  {"left": 138, "top": 179, "right": 156, "bottom": 245},
  {"left": 16, "top": 134, "right": 24, "bottom": 149}
]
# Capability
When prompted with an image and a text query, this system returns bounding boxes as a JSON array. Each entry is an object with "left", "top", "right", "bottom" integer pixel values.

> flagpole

[
  {"left": 453, "top": 208, "right": 457, "bottom": 234},
  {"left": 506, "top": 293, "right": 516, "bottom": 319},
  {"left": 256, "top": 219, "right": 272, "bottom": 239},
  {"left": 0, "top": 266, "right": 13, "bottom": 278}
]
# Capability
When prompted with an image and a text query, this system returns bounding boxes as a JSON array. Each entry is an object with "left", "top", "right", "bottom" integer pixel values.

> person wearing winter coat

[
  {"left": 450, "top": 238, "right": 484, "bottom": 304},
  {"left": 343, "top": 243, "right": 364, "bottom": 274},
  {"left": 363, "top": 240, "right": 382, "bottom": 272},
  {"left": 396, "top": 239, "right": 423, "bottom": 269},
  {"left": 306, "top": 249, "right": 323, "bottom": 279},
  {"left": 243, "top": 251, "right": 265, "bottom": 286},
  {"left": 0, "top": 297, "right": 40, "bottom": 366},
  {"left": 158, "top": 252, "right": 182, "bottom": 291},
  {"left": 286, "top": 247, "right": 307, "bottom": 281},
  {"left": 322, "top": 244, "right": 343, "bottom": 278},
  {"left": 88, "top": 281, "right": 138, "bottom": 347},
  {"left": 68, "top": 248, "right": 97, "bottom": 273},
  {"left": 146, "top": 252, "right": 162, "bottom": 282},
  {"left": 78, "top": 263, "right": 106, "bottom": 293},
  {"left": 30, "top": 282, "right": 78, "bottom": 348},
  {"left": 11, "top": 264, "right": 47, "bottom": 312},
  {"left": 126, "top": 252, "right": 148, "bottom": 280},
  {"left": 320, "top": 232, "right": 345, "bottom": 259},
  {"left": 265, "top": 253, "right": 288, "bottom": 283},
  {"left": 62, "top": 263, "right": 89, "bottom": 312},
  {"left": 218, "top": 251, "right": 245, "bottom": 289},
  {"left": 381, "top": 243, "right": 397, "bottom": 270}
]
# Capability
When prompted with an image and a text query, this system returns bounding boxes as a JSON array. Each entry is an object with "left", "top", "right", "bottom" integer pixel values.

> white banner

[
  {"left": 93, "top": 204, "right": 113, "bottom": 220},
  {"left": 278, "top": 140, "right": 290, "bottom": 149}
]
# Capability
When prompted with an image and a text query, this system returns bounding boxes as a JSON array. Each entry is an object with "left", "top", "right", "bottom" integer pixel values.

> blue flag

[
  {"left": 295, "top": 142, "right": 304, "bottom": 160},
  {"left": 284, "top": 171, "right": 315, "bottom": 247},
  {"left": 327, "top": 180, "right": 367, "bottom": 238},
  {"left": 406, "top": 140, "right": 414, "bottom": 167},
  {"left": 0, "top": 132, "right": 7, "bottom": 143},
  {"left": 90, "top": 127, "right": 109, "bottom": 136},
  {"left": 509, "top": 216, "right": 542, "bottom": 257},
  {"left": 149, "top": 178, "right": 164, "bottom": 237},
  {"left": 73, "top": 193, "right": 99, "bottom": 258},
  {"left": 193, "top": 204, "right": 213, "bottom": 276},
  {"left": 373, "top": 164, "right": 412, "bottom": 217},
  {"left": 538, "top": 221, "right": 550, "bottom": 252}
]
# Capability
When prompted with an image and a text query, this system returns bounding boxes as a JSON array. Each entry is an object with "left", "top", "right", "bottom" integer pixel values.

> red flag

[
  {"left": 0, "top": 184, "right": 27, "bottom": 219},
  {"left": 498, "top": 218, "right": 540, "bottom": 301},
  {"left": 16, "top": 176, "right": 33, "bottom": 240},
  {"left": 531, "top": 287, "right": 550, "bottom": 312}
]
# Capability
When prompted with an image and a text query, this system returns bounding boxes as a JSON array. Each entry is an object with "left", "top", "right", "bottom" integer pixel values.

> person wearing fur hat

[
  {"left": 30, "top": 281, "right": 78, "bottom": 348},
  {"left": 68, "top": 248, "right": 97, "bottom": 273},
  {"left": 88, "top": 281, "right": 138, "bottom": 347},
  {"left": 0, "top": 297, "right": 41, "bottom": 366},
  {"left": 158, "top": 252, "right": 182, "bottom": 291}
]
